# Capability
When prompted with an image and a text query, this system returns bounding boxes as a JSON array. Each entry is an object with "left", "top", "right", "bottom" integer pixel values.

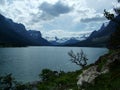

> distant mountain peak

[{"left": 55, "top": 36, "right": 59, "bottom": 41}]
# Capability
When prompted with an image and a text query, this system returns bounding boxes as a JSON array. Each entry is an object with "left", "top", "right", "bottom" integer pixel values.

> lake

[{"left": 0, "top": 47, "right": 108, "bottom": 83}]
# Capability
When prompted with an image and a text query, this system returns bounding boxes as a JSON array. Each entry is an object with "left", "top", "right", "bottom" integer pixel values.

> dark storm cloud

[
  {"left": 39, "top": 1, "right": 72, "bottom": 17},
  {"left": 80, "top": 16, "right": 106, "bottom": 23}
]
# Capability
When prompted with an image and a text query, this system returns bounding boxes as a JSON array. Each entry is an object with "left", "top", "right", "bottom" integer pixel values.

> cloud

[
  {"left": 39, "top": 1, "right": 72, "bottom": 18},
  {"left": 0, "top": 0, "right": 116, "bottom": 38},
  {"left": 42, "top": 30, "right": 92, "bottom": 38},
  {"left": 0, "top": 0, "right": 5, "bottom": 5},
  {"left": 80, "top": 15, "right": 106, "bottom": 23}
]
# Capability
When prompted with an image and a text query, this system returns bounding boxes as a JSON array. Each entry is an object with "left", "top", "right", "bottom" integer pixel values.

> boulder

[{"left": 77, "top": 66, "right": 100, "bottom": 86}]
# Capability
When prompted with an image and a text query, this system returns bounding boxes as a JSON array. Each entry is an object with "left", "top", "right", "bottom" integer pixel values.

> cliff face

[
  {"left": 77, "top": 50, "right": 120, "bottom": 89},
  {"left": 68, "top": 15, "right": 120, "bottom": 47},
  {"left": 0, "top": 14, "right": 50, "bottom": 46}
]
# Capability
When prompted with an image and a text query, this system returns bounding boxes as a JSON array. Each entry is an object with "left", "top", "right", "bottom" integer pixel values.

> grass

[
  {"left": 97, "top": 57, "right": 107, "bottom": 72},
  {"left": 80, "top": 49, "right": 120, "bottom": 90},
  {"left": 37, "top": 70, "right": 82, "bottom": 90}
]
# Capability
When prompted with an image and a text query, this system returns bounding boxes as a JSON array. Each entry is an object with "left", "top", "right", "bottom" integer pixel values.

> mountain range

[
  {"left": 66, "top": 15, "right": 120, "bottom": 47},
  {"left": 45, "top": 33, "right": 90, "bottom": 46},
  {"left": 0, "top": 14, "right": 50, "bottom": 46},
  {"left": 0, "top": 13, "right": 118, "bottom": 47}
]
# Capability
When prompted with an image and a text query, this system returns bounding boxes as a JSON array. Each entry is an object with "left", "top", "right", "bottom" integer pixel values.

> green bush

[
  {"left": 39, "top": 69, "right": 58, "bottom": 81},
  {"left": 97, "top": 58, "right": 107, "bottom": 72}
]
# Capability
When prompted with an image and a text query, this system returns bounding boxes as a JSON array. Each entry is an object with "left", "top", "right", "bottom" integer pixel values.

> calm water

[{"left": 0, "top": 47, "right": 108, "bottom": 83}]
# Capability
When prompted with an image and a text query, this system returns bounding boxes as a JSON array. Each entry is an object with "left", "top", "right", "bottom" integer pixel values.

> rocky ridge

[{"left": 77, "top": 50, "right": 120, "bottom": 89}]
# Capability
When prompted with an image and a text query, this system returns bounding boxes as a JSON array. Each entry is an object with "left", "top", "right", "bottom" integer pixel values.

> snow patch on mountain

[{"left": 42, "top": 30, "right": 92, "bottom": 43}]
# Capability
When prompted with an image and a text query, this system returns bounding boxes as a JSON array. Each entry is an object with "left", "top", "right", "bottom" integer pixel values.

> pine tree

[{"left": 104, "top": 0, "right": 120, "bottom": 49}]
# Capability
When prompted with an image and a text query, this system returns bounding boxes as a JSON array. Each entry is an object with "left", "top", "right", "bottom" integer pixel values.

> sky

[{"left": 0, "top": 0, "right": 117, "bottom": 38}]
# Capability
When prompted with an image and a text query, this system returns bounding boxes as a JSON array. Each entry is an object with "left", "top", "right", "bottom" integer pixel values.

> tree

[
  {"left": 104, "top": 9, "right": 114, "bottom": 20},
  {"left": 68, "top": 50, "right": 88, "bottom": 68},
  {"left": 104, "top": 0, "right": 120, "bottom": 20},
  {"left": 39, "top": 69, "right": 58, "bottom": 81},
  {"left": 0, "top": 74, "right": 14, "bottom": 90},
  {"left": 104, "top": 0, "right": 120, "bottom": 49}
]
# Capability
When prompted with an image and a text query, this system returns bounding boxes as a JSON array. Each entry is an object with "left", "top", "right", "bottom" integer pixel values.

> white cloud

[
  {"left": 0, "top": 0, "right": 116, "bottom": 38},
  {"left": 42, "top": 29, "right": 92, "bottom": 38},
  {"left": 80, "top": 14, "right": 106, "bottom": 23}
]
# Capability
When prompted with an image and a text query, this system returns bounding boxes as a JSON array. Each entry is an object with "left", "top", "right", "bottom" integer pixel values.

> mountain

[
  {"left": 50, "top": 37, "right": 80, "bottom": 45},
  {"left": 47, "top": 34, "right": 89, "bottom": 46},
  {"left": 88, "top": 22, "right": 116, "bottom": 40},
  {"left": 49, "top": 37, "right": 81, "bottom": 46},
  {"left": 28, "top": 30, "right": 50, "bottom": 45},
  {"left": 0, "top": 14, "right": 50, "bottom": 46},
  {"left": 63, "top": 38, "right": 80, "bottom": 45},
  {"left": 68, "top": 16, "right": 119, "bottom": 47}
]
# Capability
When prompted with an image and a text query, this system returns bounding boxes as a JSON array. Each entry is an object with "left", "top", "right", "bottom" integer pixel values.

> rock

[
  {"left": 77, "top": 51, "right": 120, "bottom": 87},
  {"left": 77, "top": 64, "right": 110, "bottom": 87},
  {"left": 77, "top": 65, "right": 100, "bottom": 86}
]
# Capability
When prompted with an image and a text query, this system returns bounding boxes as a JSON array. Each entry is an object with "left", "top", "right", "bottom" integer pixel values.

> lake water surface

[{"left": 0, "top": 47, "right": 108, "bottom": 83}]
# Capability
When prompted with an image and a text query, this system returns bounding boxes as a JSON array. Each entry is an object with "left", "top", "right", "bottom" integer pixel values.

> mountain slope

[
  {"left": 0, "top": 14, "right": 50, "bottom": 46},
  {"left": 49, "top": 35, "right": 89, "bottom": 46},
  {"left": 67, "top": 16, "right": 120, "bottom": 47}
]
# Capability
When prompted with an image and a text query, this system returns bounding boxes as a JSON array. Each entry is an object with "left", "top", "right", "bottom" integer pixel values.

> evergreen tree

[{"left": 104, "top": 0, "right": 120, "bottom": 49}]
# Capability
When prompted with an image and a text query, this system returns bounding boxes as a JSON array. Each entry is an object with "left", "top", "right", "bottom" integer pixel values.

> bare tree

[{"left": 68, "top": 50, "right": 88, "bottom": 68}]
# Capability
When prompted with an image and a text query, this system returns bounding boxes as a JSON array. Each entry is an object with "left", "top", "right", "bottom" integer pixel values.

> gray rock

[{"left": 77, "top": 65, "right": 100, "bottom": 86}]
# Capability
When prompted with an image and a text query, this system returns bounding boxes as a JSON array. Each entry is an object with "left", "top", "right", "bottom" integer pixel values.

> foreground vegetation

[
  {"left": 37, "top": 50, "right": 120, "bottom": 90},
  {"left": 80, "top": 49, "right": 120, "bottom": 90},
  {"left": 0, "top": 69, "right": 83, "bottom": 90}
]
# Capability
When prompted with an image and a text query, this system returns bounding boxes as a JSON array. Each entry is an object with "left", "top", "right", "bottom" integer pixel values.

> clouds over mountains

[{"left": 0, "top": 0, "right": 115, "bottom": 38}]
